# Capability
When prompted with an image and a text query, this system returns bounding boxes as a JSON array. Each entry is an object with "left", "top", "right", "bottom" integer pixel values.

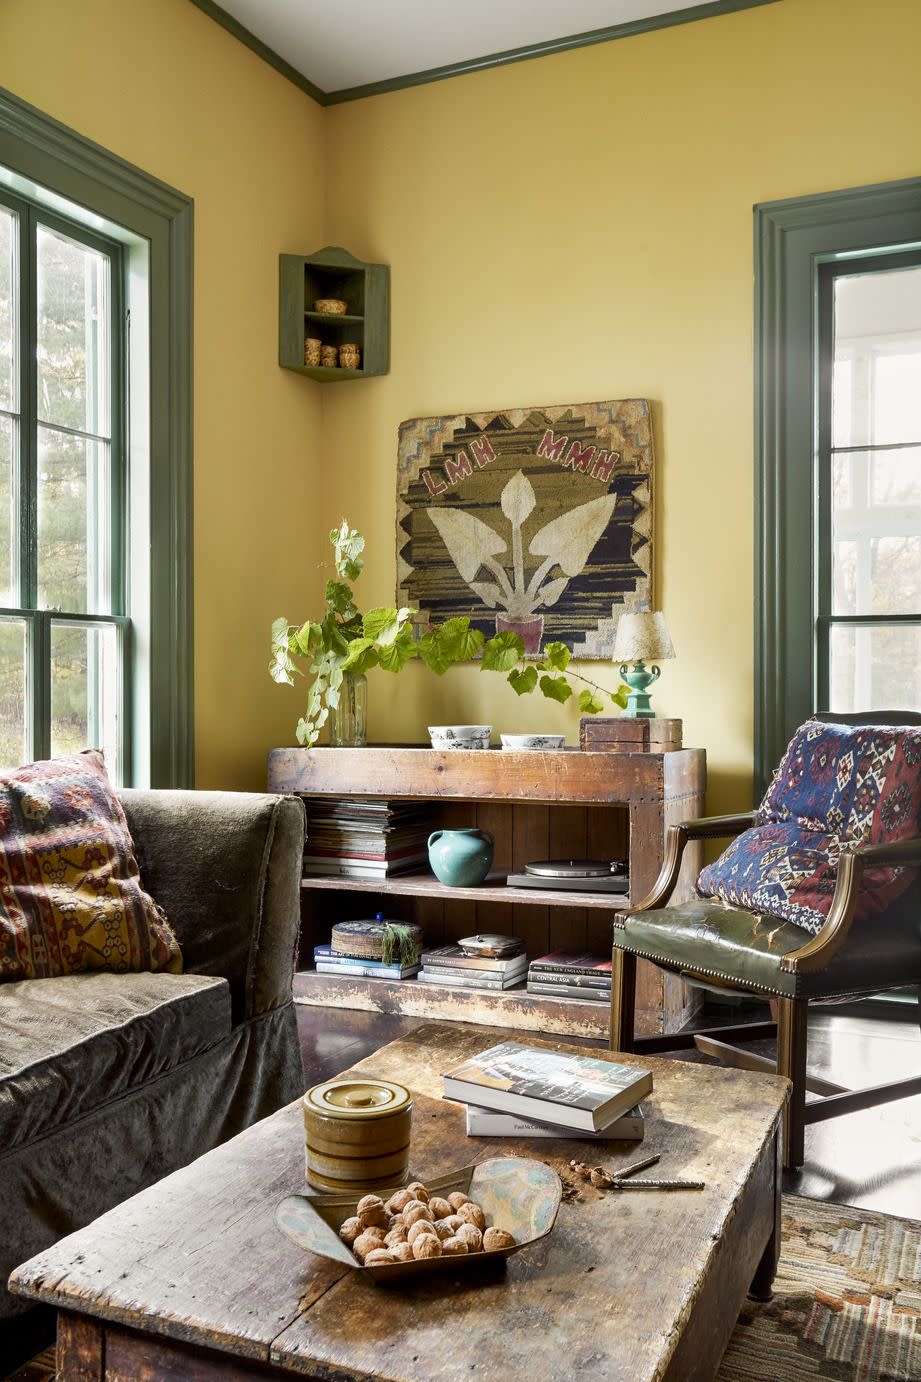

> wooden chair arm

[
  {"left": 783, "top": 835, "right": 921, "bottom": 974},
  {"left": 630, "top": 812, "right": 757, "bottom": 912}
]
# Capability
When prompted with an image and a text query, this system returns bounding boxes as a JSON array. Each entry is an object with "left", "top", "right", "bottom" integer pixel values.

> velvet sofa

[{"left": 0, "top": 788, "right": 306, "bottom": 1334}]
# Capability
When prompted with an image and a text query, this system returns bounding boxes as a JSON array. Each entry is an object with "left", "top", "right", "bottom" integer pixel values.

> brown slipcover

[{"left": 0, "top": 789, "right": 306, "bottom": 1332}]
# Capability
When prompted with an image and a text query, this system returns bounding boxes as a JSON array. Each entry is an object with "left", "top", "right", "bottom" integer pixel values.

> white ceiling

[{"left": 213, "top": 0, "right": 711, "bottom": 96}]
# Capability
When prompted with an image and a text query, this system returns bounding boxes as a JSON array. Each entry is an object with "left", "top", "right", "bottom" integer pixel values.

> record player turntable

[{"left": 505, "top": 858, "right": 629, "bottom": 894}]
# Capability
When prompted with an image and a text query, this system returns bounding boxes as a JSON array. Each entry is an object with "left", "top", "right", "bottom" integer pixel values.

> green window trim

[
  {"left": 0, "top": 84, "right": 194, "bottom": 788},
  {"left": 753, "top": 177, "right": 921, "bottom": 796}
]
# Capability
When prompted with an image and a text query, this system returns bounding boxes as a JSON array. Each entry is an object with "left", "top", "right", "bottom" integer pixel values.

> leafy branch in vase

[{"left": 270, "top": 520, "right": 629, "bottom": 747}]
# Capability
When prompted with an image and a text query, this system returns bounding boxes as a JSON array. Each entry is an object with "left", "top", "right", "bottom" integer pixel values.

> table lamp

[{"left": 612, "top": 611, "right": 675, "bottom": 718}]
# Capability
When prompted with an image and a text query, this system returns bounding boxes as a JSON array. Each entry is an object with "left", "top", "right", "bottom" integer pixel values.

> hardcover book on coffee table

[
  {"left": 465, "top": 1102, "right": 644, "bottom": 1140},
  {"left": 443, "top": 1040, "right": 652, "bottom": 1132}
]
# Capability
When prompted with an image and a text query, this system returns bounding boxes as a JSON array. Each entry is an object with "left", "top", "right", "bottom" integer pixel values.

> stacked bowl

[{"left": 428, "top": 725, "right": 492, "bottom": 750}]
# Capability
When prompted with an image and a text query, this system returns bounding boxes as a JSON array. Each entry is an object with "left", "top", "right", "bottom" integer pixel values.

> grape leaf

[
  {"left": 377, "top": 633, "right": 417, "bottom": 673},
  {"left": 481, "top": 631, "right": 525, "bottom": 672},
  {"left": 578, "top": 688, "right": 605, "bottom": 714},
  {"left": 542, "top": 641, "right": 571, "bottom": 672},
  {"left": 539, "top": 674, "right": 573, "bottom": 704},
  {"left": 417, "top": 631, "right": 452, "bottom": 676},
  {"left": 508, "top": 665, "right": 539, "bottom": 696},
  {"left": 438, "top": 616, "right": 485, "bottom": 662}
]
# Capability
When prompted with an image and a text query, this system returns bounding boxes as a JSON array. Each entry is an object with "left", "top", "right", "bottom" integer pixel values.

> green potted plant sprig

[{"left": 270, "top": 520, "right": 629, "bottom": 747}]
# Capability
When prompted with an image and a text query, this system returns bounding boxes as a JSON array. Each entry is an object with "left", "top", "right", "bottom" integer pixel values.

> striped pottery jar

[{"left": 303, "top": 1078, "right": 413, "bottom": 1193}]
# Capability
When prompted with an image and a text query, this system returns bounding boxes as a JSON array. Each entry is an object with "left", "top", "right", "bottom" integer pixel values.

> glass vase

[{"left": 329, "top": 673, "right": 368, "bottom": 747}]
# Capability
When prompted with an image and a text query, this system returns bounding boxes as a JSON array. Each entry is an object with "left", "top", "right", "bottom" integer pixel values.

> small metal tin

[
  {"left": 303, "top": 1078, "right": 412, "bottom": 1193},
  {"left": 456, "top": 933, "right": 523, "bottom": 958}
]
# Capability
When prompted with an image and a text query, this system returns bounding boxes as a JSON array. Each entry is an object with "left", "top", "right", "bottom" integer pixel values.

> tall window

[
  {"left": 819, "top": 256, "right": 921, "bottom": 712},
  {"left": 0, "top": 193, "right": 127, "bottom": 777},
  {"left": 754, "top": 178, "right": 921, "bottom": 792}
]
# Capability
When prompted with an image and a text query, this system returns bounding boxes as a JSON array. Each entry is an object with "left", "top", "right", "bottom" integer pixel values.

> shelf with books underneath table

[{"left": 269, "top": 744, "right": 706, "bottom": 1041}]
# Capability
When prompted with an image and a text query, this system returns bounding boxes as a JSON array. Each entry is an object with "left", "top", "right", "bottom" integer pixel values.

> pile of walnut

[{"left": 339, "top": 1180, "right": 516, "bottom": 1265}]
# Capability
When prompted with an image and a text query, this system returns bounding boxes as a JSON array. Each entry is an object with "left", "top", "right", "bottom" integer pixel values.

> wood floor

[{"left": 296, "top": 994, "right": 921, "bottom": 1220}]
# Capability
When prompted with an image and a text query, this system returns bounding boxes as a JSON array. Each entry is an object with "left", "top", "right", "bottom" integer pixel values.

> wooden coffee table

[{"left": 11, "top": 1022, "right": 788, "bottom": 1381}]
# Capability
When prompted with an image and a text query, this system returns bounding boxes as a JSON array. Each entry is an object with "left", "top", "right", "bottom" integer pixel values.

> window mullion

[
  {"left": 30, "top": 609, "right": 50, "bottom": 760},
  {"left": 21, "top": 203, "right": 37, "bottom": 612}
]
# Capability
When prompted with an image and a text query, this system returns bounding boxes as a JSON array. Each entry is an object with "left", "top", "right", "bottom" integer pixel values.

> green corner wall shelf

[{"left": 279, "top": 246, "right": 389, "bottom": 381}]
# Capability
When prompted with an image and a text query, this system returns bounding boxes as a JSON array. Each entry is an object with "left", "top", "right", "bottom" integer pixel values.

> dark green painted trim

[
  {"left": 187, "top": 0, "right": 327, "bottom": 106},
  {"left": 0, "top": 85, "right": 195, "bottom": 788},
  {"left": 190, "top": 0, "right": 779, "bottom": 107},
  {"left": 753, "top": 177, "right": 921, "bottom": 795}
]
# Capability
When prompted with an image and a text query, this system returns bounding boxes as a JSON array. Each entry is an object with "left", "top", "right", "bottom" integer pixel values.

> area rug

[
  {"left": 718, "top": 1195, "right": 921, "bottom": 1380},
  {"left": 4, "top": 1196, "right": 919, "bottom": 1381}
]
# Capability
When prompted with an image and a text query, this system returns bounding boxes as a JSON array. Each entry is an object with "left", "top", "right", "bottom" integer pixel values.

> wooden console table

[{"left": 268, "top": 745, "right": 706, "bottom": 1039}]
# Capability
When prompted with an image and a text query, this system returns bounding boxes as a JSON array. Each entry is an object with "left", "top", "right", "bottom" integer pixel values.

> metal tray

[{"left": 275, "top": 1156, "right": 561, "bottom": 1283}]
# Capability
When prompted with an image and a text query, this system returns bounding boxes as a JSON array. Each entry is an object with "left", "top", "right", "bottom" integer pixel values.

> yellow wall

[
  {"left": 2, "top": 0, "right": 920, "bottom": 803},
  {"left": 322, "top": 0, "right": 921, "bottom": 811},
  {"left": 0, "top": 0, "right": 328, "bottom": 789}
]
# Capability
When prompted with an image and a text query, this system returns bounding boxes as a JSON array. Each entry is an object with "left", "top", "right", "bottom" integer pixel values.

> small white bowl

[
  {"left": 500, "top": 734, "right": 566, "bottom": 752},
  {"left": 428, "top": 724, "right": 492, "bottom": 750}
]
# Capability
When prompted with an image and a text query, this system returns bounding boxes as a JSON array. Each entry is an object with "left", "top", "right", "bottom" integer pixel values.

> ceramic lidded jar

[
  {"left": 427, "top": 827, "right": 494, "bottom": 887},
  {"left": 303, "top": 1078, "right": 412, "bottom": 1192}
]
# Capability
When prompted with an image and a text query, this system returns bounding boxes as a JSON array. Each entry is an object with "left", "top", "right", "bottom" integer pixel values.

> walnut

[
  {"left": 441, "top": 1236, "right": 468, "bottom": 1255},
  {"left": 412, "top": 1232, "right": 442, "bottom": 1259},
  {"left": 391, "top": 1241, "right": 414, "bottom": 1262},
  {"left": 428, "top": 1196, "right": 453, "bottom": 1220},
  {"left": 357, "top": 1202, "right": 390, "bottom": 1230},
  {"left": 407, "top": 1219, "right": 439, "bottom": 1246},
  {"left": 402, "top": 1200, "right": 434, "bottom": 1228},
  {"left": 363, "top": 1248, "right": 396, "bottom": 1266},
  {"left": 443, "top": 1214, "right": 463, "bottom": 1233},
  {"left": 483, "top": 1227, "right": 516, "bottom": 1252},
  {"left": 339, "top": 1216, "right": 362, "bottom": 1245},
  {"left": 384, "top": 1226, "right": 407, "bottom": 1248},
  {"left": 388, "top": 1214, "right": 404, "bottom": 1230},
  {"left": 447, "top": 1191, "right": 470, "bottom": 1211},
  {"left": 455, "top": 1223, "right": 482, "bottom": 1253},
  {"left": 433, "top": 1220, "right": 455, "bottom": 1241},
  {"left": 406, "top": 1181, "right": 430, "bottom": 1204},
  {"left": 356, "top": 1194, "right": 384, "bottom": 1216},
  {"left": 353, "top": 1229, "right": 387, "bottom": 1261},
  {"left": 386, "top": 1188, "right": 415, "bottom": 1215},
  {"left": 456, "top": 1201, "right": 486, "bottom": 1231}
]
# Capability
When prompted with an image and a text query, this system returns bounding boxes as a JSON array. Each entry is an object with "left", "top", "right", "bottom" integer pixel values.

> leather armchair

[{"left": 609, "top": 713, "right": 921, "bottom": 1169}]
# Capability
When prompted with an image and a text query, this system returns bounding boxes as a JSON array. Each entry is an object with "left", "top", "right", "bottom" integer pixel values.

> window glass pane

[
  {"left": 833, "top": 265, "right": 921, "bottom": 448},
  {"left": 0, "top": 415, "right": 15, "bottom": 606},
  {"left": 871, "top": 445, "right": 921, "bottom": 505},
  {"left": 831, "top": 449, "right": 921, "bottom": 615},
  {"left": 0, "top": 205, "right": 15, "bottom": 413},
  {"left": 50, "top": 620, "right": 119, "bottom": 777},
  {"left": 829, "top": 623, "right": 921, "bottom": 712},
  {"left": 0, "top": 616, "right": 28, "bottom": 770},
  {"left": 37, "top": 225, "right": 110, "bottom": 437},
  {"left": 37, "top": 426, "right": 109, "bottom": 614}
]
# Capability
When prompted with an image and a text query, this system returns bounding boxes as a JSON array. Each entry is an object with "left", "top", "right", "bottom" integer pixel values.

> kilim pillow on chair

[
  {"left": 697, "top": 719, "right": 921, "bottom": 937},
  {"left": 0, "top": 749, "right": 182, "bottom": 981}
]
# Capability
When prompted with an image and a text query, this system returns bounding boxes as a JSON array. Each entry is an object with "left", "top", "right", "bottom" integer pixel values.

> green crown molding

[
  {"left": 0, "top": 84, "right": 195, "bottom": 789},
  {"left": 753, "top": 175, "right": 921, "bottom": 797},
  {"left": 189, "top": 0, "right": 779, "bottom": 107}
]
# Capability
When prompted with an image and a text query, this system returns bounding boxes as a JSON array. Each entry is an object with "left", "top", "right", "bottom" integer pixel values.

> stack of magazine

[
  {"left": 443, "top": 1040, "right": 651, "bottom": 1141},
  {"left": 418, "top": 945, "right": 527, "bottom": 993},
  {"left": 302, "top": 799, "right": 430, "bottom": 879},
  {"left": 526, "top": 951, "right": 612, "bottom": 1004}
]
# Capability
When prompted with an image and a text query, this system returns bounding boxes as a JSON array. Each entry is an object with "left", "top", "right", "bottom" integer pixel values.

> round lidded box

[{"left": 303, "top": 1077, "right": 412, "bottom": 1192}]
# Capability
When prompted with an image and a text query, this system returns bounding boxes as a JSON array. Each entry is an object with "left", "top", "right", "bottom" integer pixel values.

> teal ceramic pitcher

[{"left": 427, "top": 828, "right": 494, "bottom": 887}]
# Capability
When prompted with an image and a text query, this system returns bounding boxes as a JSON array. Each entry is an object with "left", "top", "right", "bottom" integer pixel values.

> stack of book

[
  {"left": 302, "top": 799, "right": 430, "bottom": 880},
  {"left": 418, "top": 944, "right": 527, "bottom": 993},
  {"left": 443, "top": 1040, "right": 651, "bottom": 1142},
  {"left": 312, "top": 944, "right": 421, "bottom": 982},
  {"left": 526, "top": 951, "right": 612, "bottom": 1004}
]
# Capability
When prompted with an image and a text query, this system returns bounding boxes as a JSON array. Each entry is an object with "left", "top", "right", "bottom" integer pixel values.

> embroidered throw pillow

[
  {"left": 0, "top": 749, "right": 182, "bottom": 981},
  {"left": 697, "top": 719, "right": 921, "bottom": 936}
]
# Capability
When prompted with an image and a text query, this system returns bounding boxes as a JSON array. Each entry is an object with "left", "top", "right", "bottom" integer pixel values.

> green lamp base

[{"left": 619, "top": 662, "right": 661, "bottom": 719}]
